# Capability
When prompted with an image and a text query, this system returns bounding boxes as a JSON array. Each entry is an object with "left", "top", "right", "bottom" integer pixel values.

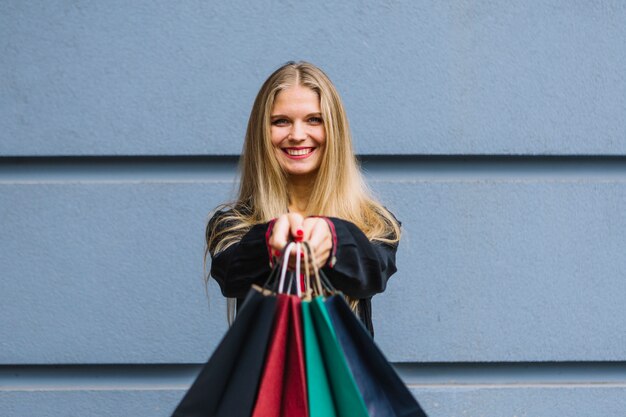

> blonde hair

[{"left": 207, "top": 61, "right": 400, "bottom": 258}]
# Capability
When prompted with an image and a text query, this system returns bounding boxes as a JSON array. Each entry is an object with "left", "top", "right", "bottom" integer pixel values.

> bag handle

[
  {"left": 302, "top": 241, "right": 332, "bottom": 297},
  {"left": 293, "top": 242, "right": 303, "bottom": 297},
  {"left": 276, "top": 242, "right": 304, "bottom": 297},
  {"left": 278, "top": 242, "right": 295, "bottom": 293},
  {"left": 301, "top": 242, "right": 313, "bottom": 299},
  {"left": 269, "top": 240, "right": 337, "bottom": 297},
  {"left": 303, "top": 242, "right": 324, "bottom": 296}
]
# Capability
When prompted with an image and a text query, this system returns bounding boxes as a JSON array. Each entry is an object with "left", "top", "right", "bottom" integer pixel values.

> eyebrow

[{"left": 270, "top": 112, "right": 322, "bottom": 118}]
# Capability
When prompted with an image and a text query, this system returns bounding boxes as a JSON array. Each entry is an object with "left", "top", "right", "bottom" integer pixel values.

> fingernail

[
  {"left": 274, "top": 250, "right": 281, "bottom": 257},
  {"left": 294, "top": 236, "right": 303, "bottom": 242},
  {"left": 296, "top": 229, "right": 304, "bottom": 236}
]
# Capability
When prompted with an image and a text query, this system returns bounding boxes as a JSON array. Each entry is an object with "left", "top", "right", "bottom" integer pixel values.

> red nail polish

[
  {"left": 294, "top": 236, "right": 303, "bottom": 242},
  {"left": 274, "top": 249, "right": 281, "bottom": 257},
  {"left": 296, "top": 229, "right": 304, "bottom": 236}
]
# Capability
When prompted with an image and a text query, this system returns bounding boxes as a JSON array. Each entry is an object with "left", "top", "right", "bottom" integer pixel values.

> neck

[{"left": 287, "top": 175, "right": 315, "bottom": 215}]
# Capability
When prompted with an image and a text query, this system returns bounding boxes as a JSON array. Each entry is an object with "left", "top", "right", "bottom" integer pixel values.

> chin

[{"left": 284, "top": 165, "right": 320, "bottom": 178}]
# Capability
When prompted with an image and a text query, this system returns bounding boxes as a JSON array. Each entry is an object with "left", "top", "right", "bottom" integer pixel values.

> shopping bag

[
  {"left": 325, "top": 294, "right": 429, "bottom": 417},
  {"left": 309, "top": 296, "right": 369, "bottom": 417},
  {"left": 302, "top": 299, "right": 337, "bottom": 417},
  {"left": 252, "top": 294, "right": 308, "bottom": 417},
  {"left": 171, "top": 286, "right": 277, "bottom": 417}
]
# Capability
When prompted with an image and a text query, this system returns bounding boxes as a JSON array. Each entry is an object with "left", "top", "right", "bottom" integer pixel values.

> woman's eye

[
  {"left": 308, "top": 117, "right": 323, "bottom": 124},
  {"left": 271, "top": 119, "right": 289, "bottom": 126}
]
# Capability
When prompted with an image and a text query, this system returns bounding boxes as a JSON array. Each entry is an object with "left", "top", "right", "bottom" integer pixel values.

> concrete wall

[{"left": 2, "top": 1, "right": 626, "bottom": 415}]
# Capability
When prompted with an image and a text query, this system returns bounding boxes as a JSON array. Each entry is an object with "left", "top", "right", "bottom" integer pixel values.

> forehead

[{"left": 272, "top": 85, "right": 320, "bottom": 114}]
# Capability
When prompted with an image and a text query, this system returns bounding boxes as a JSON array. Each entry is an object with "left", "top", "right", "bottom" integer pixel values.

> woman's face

[{"left": 270, "top": 85, "right": 326, "bottom": 181}]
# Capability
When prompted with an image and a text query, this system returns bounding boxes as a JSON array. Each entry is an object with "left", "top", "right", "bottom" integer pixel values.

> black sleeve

[
  {"left": 322, "top": 217, "right": 399, "bottom": 298},
  {"left": 208, "top": 215, "right": 272, "bottom": 298},
  {"left": 208, "top": 213, "right": 399, "bottom": 300}
]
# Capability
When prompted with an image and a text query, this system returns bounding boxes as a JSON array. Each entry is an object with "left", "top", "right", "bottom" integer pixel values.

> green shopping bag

[
  {"left": 302, "top": 300, "right": 337, "bottom": 417},
  {"left": 309, "top": 296, "right": 368, "bottom": 417}
]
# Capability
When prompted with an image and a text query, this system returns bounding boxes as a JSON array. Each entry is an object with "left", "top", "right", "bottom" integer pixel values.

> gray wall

[{"left": 2, "top": 1, "right": 626, "bottom": 416}]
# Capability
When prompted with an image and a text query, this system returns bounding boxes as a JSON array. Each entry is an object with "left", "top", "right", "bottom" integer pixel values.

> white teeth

[{"left": 285, "top": 148, "right": 313, "bottom": 156}]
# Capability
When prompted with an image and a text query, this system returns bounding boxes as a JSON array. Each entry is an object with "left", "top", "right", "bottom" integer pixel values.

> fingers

[
  {"left": 269, "top": 215, "right": 290, "bottom": 254},
  {"left": 268, "top": 213, "right": 305, "bottom": 260},
  {"left": 304, "top": 218, "right": 332, "bottom": 268},
  {"left": 288, "top": 213, "right": 305, "bottom": 242},
  {"left": 270, "top": 215, "right": 330, "bottom": 271}
]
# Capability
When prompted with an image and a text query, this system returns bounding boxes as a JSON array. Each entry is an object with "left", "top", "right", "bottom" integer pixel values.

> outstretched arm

[{"left": 322, "top": 217, "right": 399, "bottom": 298}]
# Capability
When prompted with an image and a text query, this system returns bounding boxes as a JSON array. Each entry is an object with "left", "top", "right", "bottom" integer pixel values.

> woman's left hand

[{"left": 302, "top": 217, "right": 332, "bottom": 269}]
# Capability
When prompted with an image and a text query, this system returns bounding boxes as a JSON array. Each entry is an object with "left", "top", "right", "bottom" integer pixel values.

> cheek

[
  {"left": 270, "top": 128, "right": 283, "bottom": 147},
  {"left": 317, "top": 130, "right": 327, "bottom": 146}
]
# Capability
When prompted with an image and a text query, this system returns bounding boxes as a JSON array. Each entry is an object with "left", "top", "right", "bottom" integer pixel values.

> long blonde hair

[{"left": 207, "top": 61, "right": 400, "bottom": 258}]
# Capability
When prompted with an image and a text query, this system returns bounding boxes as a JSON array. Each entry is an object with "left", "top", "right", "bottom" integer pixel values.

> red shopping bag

[{"left": 252, "top": 293, "right": 308, "bottom": 417}]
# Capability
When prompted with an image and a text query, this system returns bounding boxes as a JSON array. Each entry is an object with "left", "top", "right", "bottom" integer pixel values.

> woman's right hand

[
  {"left": 268, "top": 213, "right": 332, "bottom": 271},
  {"left": 268, "top": 213, "right": 305, "bottom": 258}
]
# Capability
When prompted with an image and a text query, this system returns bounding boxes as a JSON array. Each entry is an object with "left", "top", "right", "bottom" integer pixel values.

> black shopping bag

[
  {"left": 325, "top": 294, "right": 429, "bottom": 417},
  {"left": 171, "top": 287, "right": 277, "bottom": 417}
]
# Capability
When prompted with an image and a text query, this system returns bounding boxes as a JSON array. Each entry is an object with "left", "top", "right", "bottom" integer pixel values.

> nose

[{"left": 289, "top": 121, "right": 307, "bottom": 141}]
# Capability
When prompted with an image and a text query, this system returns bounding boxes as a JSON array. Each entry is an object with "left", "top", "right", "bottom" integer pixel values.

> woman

[{"left": 206, "top": 61, "right": 400, "bottom": 336}]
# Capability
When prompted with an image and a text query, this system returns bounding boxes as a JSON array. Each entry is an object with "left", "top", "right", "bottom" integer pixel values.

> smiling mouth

[{"left": 283, "top": 147, "right": 315, "bottom": 157}]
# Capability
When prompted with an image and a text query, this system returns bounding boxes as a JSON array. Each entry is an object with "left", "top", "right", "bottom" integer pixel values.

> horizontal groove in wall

[
  {"left": 2, "top": 155, "right": 626, "bottom": 182},
  {"left": 394, "top": 362, "right": 626, "bottom": 386},
  {"left": 1, "top": 362, "right": 626, "bottom": 391}
]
